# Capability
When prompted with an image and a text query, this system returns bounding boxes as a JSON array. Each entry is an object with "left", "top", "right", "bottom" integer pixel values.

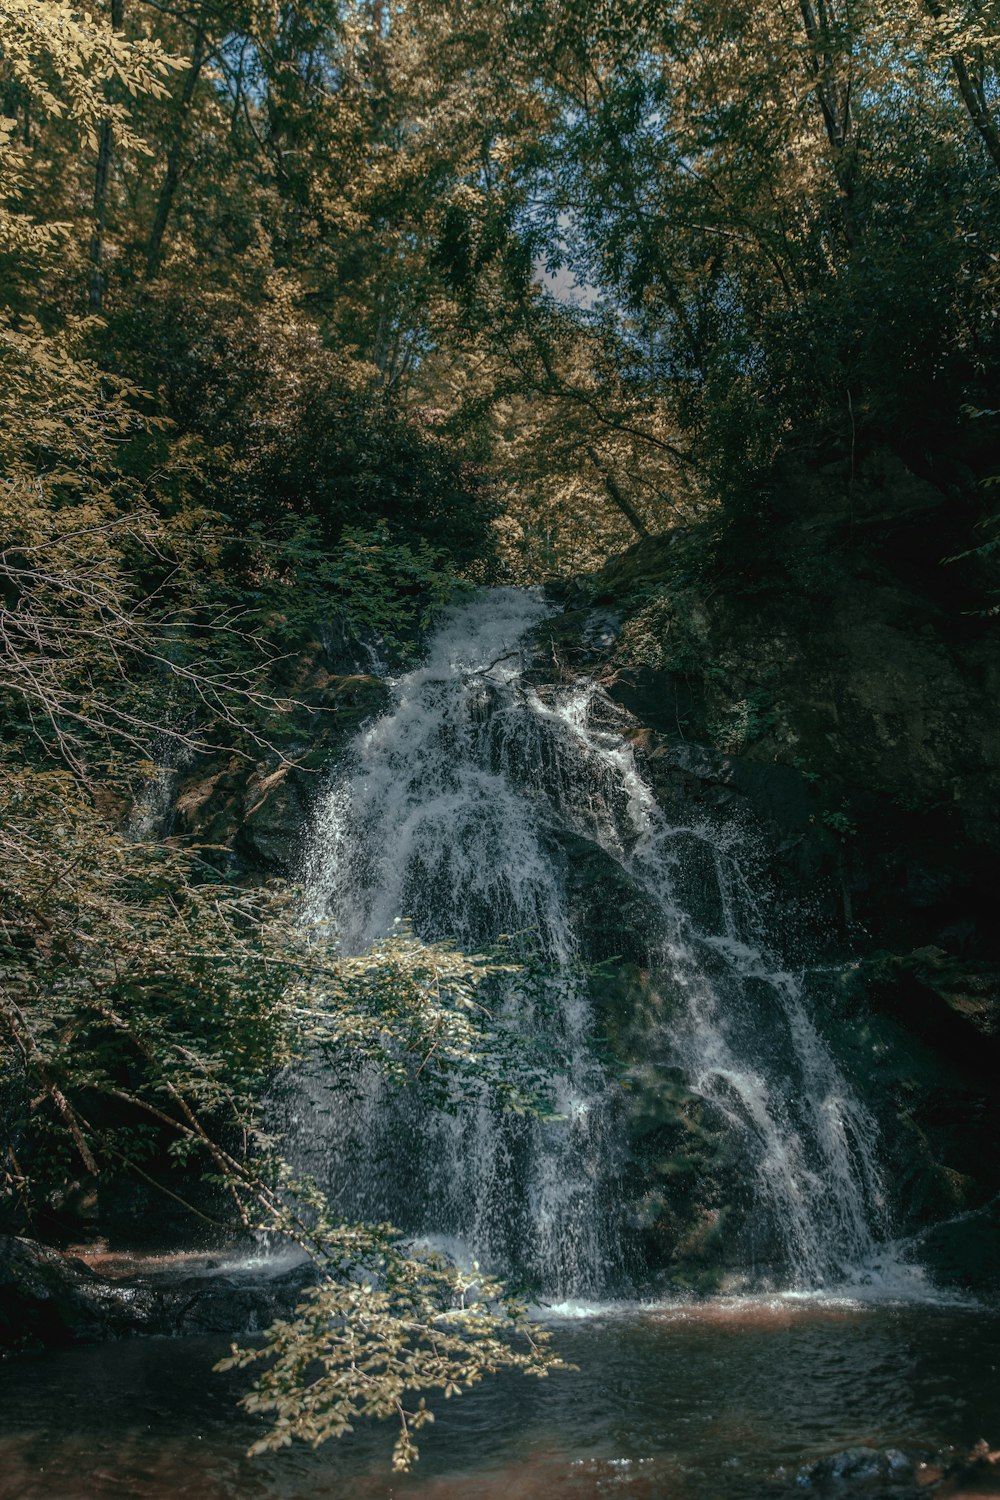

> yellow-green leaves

[
  {"left": 0, "top": 0, "right": 176, "bottom": 148},
  {"left": 218, "top": 1233, "right": 566, "bottom": 1471},
  {"left": 1, "top": 766, "right": 564, "bottom": 1472},
  {"left": 0, "top": 0, "right": 181, "bottom": 263}
]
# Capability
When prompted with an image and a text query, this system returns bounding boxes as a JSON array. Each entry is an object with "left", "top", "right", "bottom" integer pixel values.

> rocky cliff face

[
  {"left": 529, "top": 452, "right": 1000, "bottom": 1290},
  {"left": 143, "top": 638, "right": 390, "bottom": 883},
  {"left": 152, "top": 469, "right": 1000, "bottom": 1293}
]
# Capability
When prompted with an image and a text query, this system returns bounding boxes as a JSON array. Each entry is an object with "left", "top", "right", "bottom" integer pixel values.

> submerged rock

[
  {"left": 795, "top": 1445, "right": 916, "bottom": 1486},
  {"left": 785, "top": 1440, "right": 1000, "bottom": 1499}
]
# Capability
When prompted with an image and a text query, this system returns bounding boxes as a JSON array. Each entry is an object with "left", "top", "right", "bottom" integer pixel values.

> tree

[
  {"left": 407, "top": 0, "right": 1000, "bottom": 557},
  {"left": 1, "top": 2, "right": 565, "bottom": 1469}
]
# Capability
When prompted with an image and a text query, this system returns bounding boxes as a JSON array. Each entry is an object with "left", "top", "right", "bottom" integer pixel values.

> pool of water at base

[{"left": 2, "top": 1296, "right": 999, "bottom": 1500}]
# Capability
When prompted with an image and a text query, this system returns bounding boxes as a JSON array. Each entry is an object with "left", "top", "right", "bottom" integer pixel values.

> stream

[
  {"left": 2, "top": 1296, "right": 999, "bottom": 1499},
  {"left": 4, "top": 588, "right": 997, "bottom": 1497}
]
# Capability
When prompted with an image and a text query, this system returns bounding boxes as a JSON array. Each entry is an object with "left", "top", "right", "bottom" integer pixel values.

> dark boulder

[{"left": 0, "top": 1236, "right": 315, "bottom": 1352}]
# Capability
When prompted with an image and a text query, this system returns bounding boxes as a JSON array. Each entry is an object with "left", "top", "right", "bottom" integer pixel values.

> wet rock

[
  {"left": 585, "top": 475, "right": 1000, "bottom": 957},
  {"left": 939, "top": 1439, "right": 1000, "bottom": 1496},
  {"left": 911, "top": 1434, "right": 1000, "bottom": 1494},
  {"left": 237, "top": 760, "right": 312, "bottom": 872},
  {"left": 795, "top": 1444, "right": 917, "bottom": 1486},
  {"left": 548, "top": 829, "right": 659, "bottom": 965},
  {"left": 637, "top": 737, "right": 819, "bottom": 865},
  {"left": 915, "top": 1199, "right": 1000, "bottom": 1295},
  {"left": 0, "top": 1236, "right": 316, "bottom": 1352},
  {"left": 170, "top": 670, "right": 390, "bottom": 877},
  {"left": 0, "top": 1236, "right": 120, "bottom": 1348},
  {"left": 546, "top": 489, "right": 1000, "bottom": 1265},
  {"left": 781, "top": 1446, "right": 931, "bottom": 1498},
  {"left": 882, "top": 950, "right": 1000, "bottom": 1042},
  {"left": 524, "top": 605, "right": 623, "bottom": 677},
  {"left": 862, "top": 950, "right": 1000, "bottom": 1091}
]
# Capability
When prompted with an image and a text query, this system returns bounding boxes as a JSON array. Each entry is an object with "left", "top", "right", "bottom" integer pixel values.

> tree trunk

[
  {"left": 88, "top": 0, "right": 125, "bottom": 313},
  {"left": 948, "top": 49, "right": 1000, "bottom": 177},
  {"left": 144, "top": 17, "right": 208, "bottom": 280},
  {"left": 924, "top": 0, "right": 1000, "bottom": 179},
  {"left": 586, "top": 446, "right": 650, "bottom": 538},
  {"left": 797, "top": 0, "right": 857, "bottom": 242}
]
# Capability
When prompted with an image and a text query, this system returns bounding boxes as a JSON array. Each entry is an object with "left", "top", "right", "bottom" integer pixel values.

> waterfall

[{"left": 298, "top": 587, "right": 888, "bottom": 1298}]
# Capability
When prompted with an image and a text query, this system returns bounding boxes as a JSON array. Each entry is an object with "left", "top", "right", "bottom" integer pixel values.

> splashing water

[{"left": 298, "top": 587, "right": 890, "bottom": 1297}]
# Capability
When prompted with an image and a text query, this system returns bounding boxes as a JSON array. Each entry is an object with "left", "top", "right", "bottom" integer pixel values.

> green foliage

[
  {"left": 705, "top": 692, "right": 780, "bottom": 758},
  {"left": 0, "top": 766, "right": 562, "bottom": 1465},
  {"left": 408, "top": 0, "right": 1000, "bottom": 567},
  {"left": 0, "top": 313, "right": 269, "bottom": 781},
  {"left": 7, "top": 0, "right": 1000, "bottom": 1468},
  {"left": 0, "top": 770, "right": 555, "bottom": 1198},
  {"left": 821, "top": 808, "right": 859, "bottom": 839},
  {"left": 101, "top": 283, "right": 497, "bottom": 574},
  {"left": 308, "top": 924, "right": 556, "bottom": 1114},
  {"left": 0, "top": 0, "right": 578, "bottom": 1474},
  {"left": 233, "top": 521, "right": 464, "bottom": 659},
  {"left": 0, "top": 0, "right": 177, "bottom": 259},
  {"left": 0, "top": 771, "right": 305, "bottom": 1171},
  {"left": 611, "top": 588, "right": 692, "bottom": 675},
  {"left": 945, "top": 407, "right": 1000, "bottom": 612},
  {"left": 219, "top": 1228, "right": 565, "bottom": 1471}
]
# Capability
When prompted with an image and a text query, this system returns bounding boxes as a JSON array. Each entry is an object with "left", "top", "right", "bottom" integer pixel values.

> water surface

[{"left": 3, "top": 1296, "right": 998, "bottom": 1499}]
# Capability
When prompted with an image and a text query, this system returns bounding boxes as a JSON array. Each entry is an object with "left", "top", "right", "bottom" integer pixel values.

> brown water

[{"left": 2, "top": 1296, "right": 999, "bottom": 1500}]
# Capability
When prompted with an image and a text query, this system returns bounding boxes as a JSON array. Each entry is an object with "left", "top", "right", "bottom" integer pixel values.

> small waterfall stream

[{"left": 298, "top": 587, "right": 889, "bottom": 1298}]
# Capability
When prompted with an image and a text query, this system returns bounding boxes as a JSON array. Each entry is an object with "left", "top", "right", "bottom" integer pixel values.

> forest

[{"left": 1, "top": 3, "right": 999, "bottom": 1497}]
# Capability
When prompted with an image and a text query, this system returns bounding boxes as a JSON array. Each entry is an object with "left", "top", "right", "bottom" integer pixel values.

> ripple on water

[{"left": 2, "top": 1302, "right": 999, "bottom": 1500}]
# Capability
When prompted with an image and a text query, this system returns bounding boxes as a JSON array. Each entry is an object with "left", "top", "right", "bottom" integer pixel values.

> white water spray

[{"left": 299, "top": 588, "right": 889, "bottom": 1296}]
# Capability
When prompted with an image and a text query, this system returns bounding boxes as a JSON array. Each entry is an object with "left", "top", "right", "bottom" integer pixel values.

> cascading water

[{"left": 298, "top": 587, "right": 889, "bottom": 1299}]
